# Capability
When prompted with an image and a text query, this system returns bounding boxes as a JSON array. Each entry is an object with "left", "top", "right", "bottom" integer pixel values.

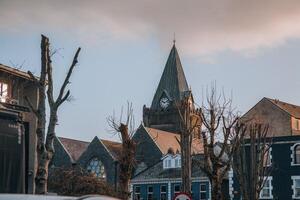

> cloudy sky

[{"left": 1, "top": 0, "right": 300, "bottom": 142}]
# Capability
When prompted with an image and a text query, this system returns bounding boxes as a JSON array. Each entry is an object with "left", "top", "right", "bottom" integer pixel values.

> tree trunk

[
  {"left": 211, "top": 175, "right": 223, "bottom": 200},
  {"left": 26, "top": 35, "right": 80, "bottom": 194},
  {"left": 118, "top": 124, "right": 135, "bottom": 200},
  {"left": 34, "top": 35, "right": 48, "bottom": 194},
  {"left": 181, "top": 130, "right": 191, "bottom": 194}
]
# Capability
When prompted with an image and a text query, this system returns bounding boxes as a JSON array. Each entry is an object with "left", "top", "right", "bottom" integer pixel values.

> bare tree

[
  {"left": 108, "top": 103, "right": 136, "bottom": 200},
  {"left": 26, "top": 35, "right": 81, "bottom": 194},
  {"left": 232, "top": 123, "right": 272, "bottom": 200},
  {"left": 175, "top": 97, "right": 201, "bottom": 194},
  {"left": 199, "top": 86, "right": 246, "bottom": 200}
]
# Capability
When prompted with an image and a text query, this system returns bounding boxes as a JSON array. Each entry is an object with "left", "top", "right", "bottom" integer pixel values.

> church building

[
  {"left": 143, "top": 43, "right": 194, "bottom": 133},
  {"left": 50, "top": 43, "right": 208, "bottom": 199}
]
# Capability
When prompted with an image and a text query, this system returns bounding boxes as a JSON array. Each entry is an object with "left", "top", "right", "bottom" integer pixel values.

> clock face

[{"left": 160, "top": 97, "right": 170, "bottom": 109}]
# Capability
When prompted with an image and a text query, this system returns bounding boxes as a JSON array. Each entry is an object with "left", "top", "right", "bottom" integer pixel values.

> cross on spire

[{"left": 173, "top": 32, "right": 176, "bottom": 45}]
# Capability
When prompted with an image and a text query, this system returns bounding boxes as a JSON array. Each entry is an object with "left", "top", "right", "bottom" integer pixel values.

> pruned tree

[
  {"left": 107, "top": 103, "right": 136, "bottom": 200},
  {"left": 175, "top": 96, "right": 201, "bottom": 194},
  {"left": 25, "top": 35, "right": 81, "bottom": 194},
  {"left": 232, "top": 123, "right": 273, "bottom": 200},
  {"left": 199, "top": 86, "right": 246, "bottom": 200}
]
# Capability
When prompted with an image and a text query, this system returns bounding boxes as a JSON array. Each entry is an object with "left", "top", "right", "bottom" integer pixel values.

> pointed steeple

[{"left": 151, "top": 44, "right": 189, "bottom": 109}]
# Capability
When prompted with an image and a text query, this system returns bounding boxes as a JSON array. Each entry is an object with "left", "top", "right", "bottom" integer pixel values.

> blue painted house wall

[
  {"left": 132, "top": 181, "right": 210, "bottom": 200},
  {"left": 230, "top": 135, "right": 300, "bottom": 200}
]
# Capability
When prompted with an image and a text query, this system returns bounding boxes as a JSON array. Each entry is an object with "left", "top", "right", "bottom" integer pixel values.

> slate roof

[
  {"left": 100, "top": 139, "right": 122, "bottom": 160},
  {"left": 267, "top": 98, "right": 300, "bottom": 118},
  {"left": 58, "top": 137, "right": 89, "bottom": 161},
  {"left": 151, "top": 44, "right": 190, "bottom": 110},
  {"left": 132, "top": 155, "right": 207, "bottom": 181},
  {"left": 145, "top": 127, "right": 203, "bottom": 155}
]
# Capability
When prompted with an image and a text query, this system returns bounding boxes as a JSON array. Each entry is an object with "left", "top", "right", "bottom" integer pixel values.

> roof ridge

[
  {"left": 58, "top": 136, "right": 90, "bottom": 144},
  {"left": 100, "top": 138, "right": 122, "bottom": 144}
]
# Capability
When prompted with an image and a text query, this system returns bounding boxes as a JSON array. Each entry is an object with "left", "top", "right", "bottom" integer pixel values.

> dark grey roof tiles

[
  {"left": 132, "top": 155, "right": 207, "bottom": 181},
  {"left": 151, "top": 44, "right": 190, "bottom": 110}
]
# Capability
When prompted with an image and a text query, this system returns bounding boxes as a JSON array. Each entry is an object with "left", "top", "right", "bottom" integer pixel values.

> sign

[{"left": 173, "top": 192, "right": 192, "bottom": 200}]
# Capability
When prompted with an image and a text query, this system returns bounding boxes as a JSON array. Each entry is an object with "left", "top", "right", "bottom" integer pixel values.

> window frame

[
  {"left": 259, "top": 176, "right": 273, "bottom": 199},
  {"left": 175, "top": 158, "right": 181, "bottom": 168},
  {"left": 86, "top": 157, "right": 106, "bottom": 179},
  {"left": 133, "top": 186, "right": 141, "bottom": 200},
  {"left": 147, "top": 185, "right": 153, "bottom": 200},
  {"left": 0, "top": 80, "right": 10, "bottom": 103},
  {"left": 174, "top": 184, "right": 181, "bottom": 196},
  {"left": 263, "top": 146, "right": 272, "bottom": 167},
  {"left": 291, "top": 143, "right": 300, "bottom": 166},
  {"left": 160, "top": 185, "right": 167, "bottom": 200},
  {"left": 292, "top": 176, "right": 300, "bottom": 199},
  {"left": 200, "top": 183, "right": 207, "bottom": 200}
]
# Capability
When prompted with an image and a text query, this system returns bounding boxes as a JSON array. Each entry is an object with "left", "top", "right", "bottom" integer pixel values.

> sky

[{"left": 1, "top": 0, "right": 300, "bottom": 142}]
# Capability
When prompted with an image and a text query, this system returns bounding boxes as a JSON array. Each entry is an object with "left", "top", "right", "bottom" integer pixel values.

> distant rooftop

[
  {"left": 267, "top": 97, "right": 300, "bottom": 118},
  {"left": 100, "top": 139, "right": 122, "bottom": 160},
  {"left": 0, "top": 63, "right": 37, "bottom": 80},
  {"left": 58, "top": 137, "right": 89, "bottom": 161},
  {"left": 145, "top": 127, "right": 203, "bottom": 155}
]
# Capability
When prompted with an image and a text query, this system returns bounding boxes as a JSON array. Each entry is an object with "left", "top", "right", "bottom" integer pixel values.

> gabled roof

[
  {"left": 100, "top": 139, "right": 122, "bottom": 160},
  {"left": 145, "top": 127, "right": 203, "bottom": 155},
  {"left": 58, "top": 137, "right": 89, "bottom": 161},
  {"left": 151, "top": 44, "right": 190, "bottom": 109},
  {"left": 267, "top": 98, "right": 300, "bottom": 118}
]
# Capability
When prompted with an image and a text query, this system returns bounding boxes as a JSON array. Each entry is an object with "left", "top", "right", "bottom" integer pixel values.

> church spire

[{"left": 150, "top": 44, "right": 189, "bottom": 110}]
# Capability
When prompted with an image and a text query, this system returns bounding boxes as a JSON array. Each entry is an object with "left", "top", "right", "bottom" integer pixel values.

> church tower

[{"left": 143, "top": 43, "right": 196, "bottom": 133}]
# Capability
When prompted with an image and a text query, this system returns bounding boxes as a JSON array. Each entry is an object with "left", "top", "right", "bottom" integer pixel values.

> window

[
  {"left": 175, "top": 158, "right": 181, "bottom": 168},
  {"left": 0, "top": 82, "right": 8, "bottom": 102},
  {"left": 164, "top": 159, "right": 171, "bottom": 169},
  {"left": 263, "top": 147, "right": 272, "bottom": 167},
  {"left": 200, "top": 183, "right": 207, "bottom": 200},
  {"left": 292, "top": 143, "right": 300, "bottom": 165},
  {"left": 174, "top": 184, "right": 181, "bottom": 196},
  {"left": 134, "top": 186, "right": 141, "bottom": 200},
  {"left": 167, "top": 159, "right": 171, "bottom": 168},
  {"left": 292, "top": 176, "right": 300, "bottom": 199},
  {"left": 295, "top": 145, "right": 300, "bottom": 164},
  {"left": 86, "top": 157, "right": 106, "bottom": 179},
  {"left": 160, "top": 185, "right": 167, "bottom": 200},
  {"left": 147, "top": 186, "right": 153, "bottom": 200},
  {"left": 259, "top": 177, "right": 273, "bottom": 199},
  {"left": 296, "top": 120, "right": 300, "bottom": 131}
]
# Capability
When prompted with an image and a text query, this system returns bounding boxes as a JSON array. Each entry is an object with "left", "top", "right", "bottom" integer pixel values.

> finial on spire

[{"left": 173, "top": 32, "right": 176, "bottom": 45}]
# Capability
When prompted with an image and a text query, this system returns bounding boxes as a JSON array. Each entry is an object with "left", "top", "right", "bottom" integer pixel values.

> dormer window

[
  {"left": 162, "top": 153, "right": 181, "bottom": 169},
  {"left": 0, "top": 81, "right": 8, "bottom": 102}
]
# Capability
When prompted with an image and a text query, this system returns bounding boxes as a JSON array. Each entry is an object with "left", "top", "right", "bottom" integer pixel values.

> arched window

[
  {"left": 86, "top": 157, "right": 106, "bottom": 179},
  {"left": 295, "top": 144, "right": 300, "bottom": 164}
]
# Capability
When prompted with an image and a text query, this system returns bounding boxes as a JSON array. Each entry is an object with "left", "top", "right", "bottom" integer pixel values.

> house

[
  {"left": 51, "top": 136, "right": 122, "bottom": 187},
  {"left": 131, "top": 152, "right": 210, "bottom": 200},
  {"left": 229, "top": 97, "right": 300, "bottom": 200},
  {"left": 0, "top": 63, "right": 39, "bottom": 194}
]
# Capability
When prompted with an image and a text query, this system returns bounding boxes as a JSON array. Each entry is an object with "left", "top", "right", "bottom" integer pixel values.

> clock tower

[{"left": 143, "top": 43, "right": 197, "bottom": 133}]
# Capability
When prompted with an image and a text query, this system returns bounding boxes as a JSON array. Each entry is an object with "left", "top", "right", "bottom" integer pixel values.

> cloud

[{"left": 1, "top": 0, "right": 300, "bottom": 56}]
